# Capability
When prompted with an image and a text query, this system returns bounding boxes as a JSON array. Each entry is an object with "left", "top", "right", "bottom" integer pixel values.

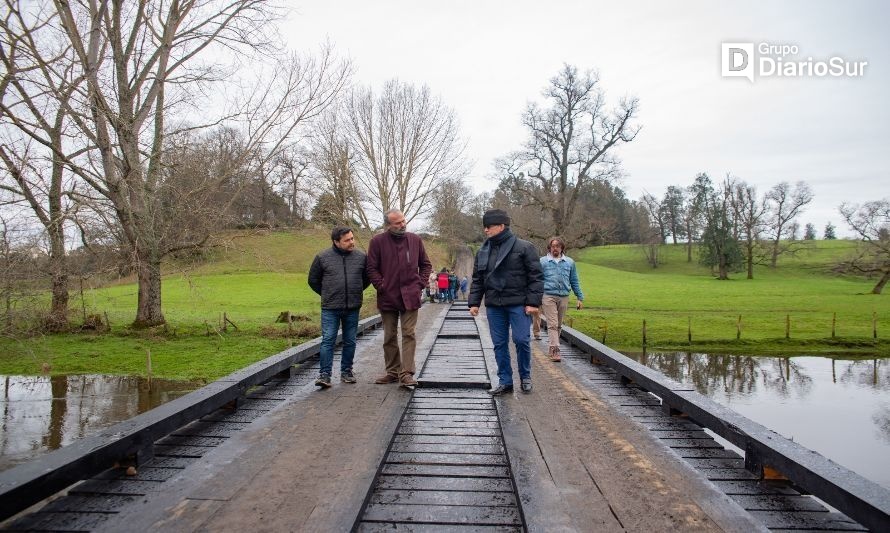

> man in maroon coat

[{"left": 367, "top": 209, "right": 433, "bottom": 387}]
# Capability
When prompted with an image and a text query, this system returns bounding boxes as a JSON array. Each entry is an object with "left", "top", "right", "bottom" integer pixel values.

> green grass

[
  {"left": 0, "top": 228, "right": 452, "bottom": 381},
  {"left": 1, "top": 233, "right": 884, "bottom": 380},
  {"left": 568, "top": 240, "right": 890, "bottom": 354}
]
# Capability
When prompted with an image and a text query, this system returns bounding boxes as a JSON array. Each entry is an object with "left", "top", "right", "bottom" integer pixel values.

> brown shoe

[
  {"left": 374, "top": 374, "right": 399, "bottom": 384},
  {"left": 400, "top": 375, "right": 418, "bottom": 388},
  {"left": 549, "top": 346, "right": 561, "bottom": 362}
]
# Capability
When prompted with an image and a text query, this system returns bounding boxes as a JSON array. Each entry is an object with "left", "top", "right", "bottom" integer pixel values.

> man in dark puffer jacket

[
  {"left": 468, "top": 209, "right": 543, "bottom": 395},
  {"left": 308, "top": 226, "right": 370, "bottom": 388}
]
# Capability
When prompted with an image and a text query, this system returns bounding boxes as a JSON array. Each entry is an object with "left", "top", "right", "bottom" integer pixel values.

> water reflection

[
  {"left": 0, "top": 375, "right": 202, "bottom": 472},
  {"left": 625, "top": 352, "right": 890, "bottom": 490}
]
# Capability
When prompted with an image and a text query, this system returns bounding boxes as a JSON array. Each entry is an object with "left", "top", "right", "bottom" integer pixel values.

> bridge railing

[
  {"left": 561, "top": 325, "right": 890, "bottom": 532},
  {"left": 0, "top": 316, "right": 382, "bottom": 522}
]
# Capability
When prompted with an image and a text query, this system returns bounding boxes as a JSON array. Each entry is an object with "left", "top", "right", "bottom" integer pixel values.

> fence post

[
  {"left": 874, "top": 311, "right": 878, "bottom": 339},
  {"left": 785, "top": 314, "right": 790, "bottom": 339},
  {"left": 737, "top": 315, "right": 742, "bottom": 340},
  {"left": 832, "top": 312, "right": 836, "bottom": 338},
  {"left": 687, "top": 316, "right": 692, "bottom": 344},
  {"left": 642, "top": 319, "right": 647, "bottom": 347},
  {"left": 601, "top": 320, "right": 608, "bottom": 344}
]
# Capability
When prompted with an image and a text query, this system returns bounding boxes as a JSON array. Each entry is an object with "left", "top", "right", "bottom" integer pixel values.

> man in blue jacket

[
  {"left": 468, "top": 209, "right": 543, "bottom": 395},
  {"left": 534, "top": 236, "right": 584, "bottom": 362},
  {"left": 308, "top": 226, "right": 370, "bottom": 388}
]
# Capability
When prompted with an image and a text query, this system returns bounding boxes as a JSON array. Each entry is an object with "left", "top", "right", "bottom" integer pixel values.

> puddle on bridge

[
  {"left": 625, "top": 352, "right": 890, "bottom": 490},
  {"left": 0, "top": 374, "right": 202, "bottom": 472}
]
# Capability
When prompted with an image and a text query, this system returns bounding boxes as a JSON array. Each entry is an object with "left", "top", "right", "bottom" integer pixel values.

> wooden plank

[
  {"left": 730, "top": 494, "right": 830, "bottom": 512},
  {"left": 747, "top": 510, "right": 866, "bottom": 530},
  {"left": 40, "top": 493, "right": 138, "bottom": 513},
  {"left": 69, "top": 478, "right": 165, "bottom": 496},
  {"left": 711, "top": 480, "right": 800, "bottom": 496},
  {"left": 392, "top": 435, "right": 501, "bottom": 446},
  {"left": 361, "top": 503, "right": 521, "bottom": 525},
  {"left": 5, "top": 511, "right": 114, "bottom": 531},
  {"left": 386, "top": 452, "right": 507, "bottom": 466},
  {"left": 357, "top": 523, "right": 521, "bottom": 532},
  {"left": 390, "top": 443, "right": 504, "bottom": 455},
  {"left": 380, "top": 464, "right": 510, "bottom": 478},
  {"left": 369, "top": 489, "right": 517, "bottom": 507},
  {"left": 376, "top": 475, "right": 513, "bottom": 492}
]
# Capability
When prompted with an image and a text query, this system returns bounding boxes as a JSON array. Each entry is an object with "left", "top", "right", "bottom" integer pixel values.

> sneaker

[
  {"left": 315, "top": 375, "right": 332, "bottom": 388},
  {"left": 341, "top": 370, "right": 357, "bottom": 384},
  {"left": 400, "top": 375, "right": 418, "bottom": 389},
  {"left": 533, "top": 333, "right": 542, "bottom": 340},
  {"left": 374, "top": 373, "right": 399, "bottom": 384},
  {"left": 521, "top": 379, "right": 532, "bottom": 393}
]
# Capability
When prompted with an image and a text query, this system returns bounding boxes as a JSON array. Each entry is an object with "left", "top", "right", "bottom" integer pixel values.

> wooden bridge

[{"left": 1, "top": 303, "right": 889, "bottom": 532}]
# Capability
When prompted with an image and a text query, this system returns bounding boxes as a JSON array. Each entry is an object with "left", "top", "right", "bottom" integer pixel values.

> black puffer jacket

[
  {"left": 308, "top": 246, "right": 370, "bottom": 310},
  {"left": 468, "top": 229, "right": 543, "bottom": 308}
]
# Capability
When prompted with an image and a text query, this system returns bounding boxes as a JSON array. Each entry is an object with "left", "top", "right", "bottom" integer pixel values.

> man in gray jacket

[{"left": 308, "top": 226, "right": 370, "bottom": 388}]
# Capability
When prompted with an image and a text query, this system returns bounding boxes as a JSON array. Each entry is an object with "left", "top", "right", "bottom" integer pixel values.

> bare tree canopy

[
  {"left": 4, "top": 0, "right": 352, "bottom": 327},
  {"left": 498, "top": 64, "right": 640, "bottom": 245},
  {"left": 344, "top": 79, "right": 468, "bottom": 227},
  {"left": 765, "top": 181, "right": 814, "bottom": 267},
  {"left": 839, "top": 199, "right": 890, "bottom": 294}
]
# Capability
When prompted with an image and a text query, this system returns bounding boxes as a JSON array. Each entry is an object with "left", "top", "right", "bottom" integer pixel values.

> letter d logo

[{"left": 722, "top": 43, "right": 754, "bottom": 82}]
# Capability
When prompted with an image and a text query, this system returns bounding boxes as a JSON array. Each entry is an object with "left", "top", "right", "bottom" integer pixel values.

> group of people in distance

[
  {"left": 427, "top": 268, "right": 467, "bottom": 304},
  {"left": 307, "top": 208, "right": 584, "bottom": 395}
]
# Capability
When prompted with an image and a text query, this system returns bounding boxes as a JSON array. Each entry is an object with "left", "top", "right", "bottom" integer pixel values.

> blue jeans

[
  {"left": 485, "top": 305, "right": 532, "bottom": 387},
  {"left": 319, "top": 308, "right": 359, "bottom": 377}
]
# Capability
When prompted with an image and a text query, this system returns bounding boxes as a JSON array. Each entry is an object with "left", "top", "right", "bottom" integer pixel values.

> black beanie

[{"left": 482, "top": 209, "right": 511, "bottom": 226}]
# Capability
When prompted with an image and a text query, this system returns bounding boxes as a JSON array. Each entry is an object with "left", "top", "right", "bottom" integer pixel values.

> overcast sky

[{"left": 284, "top": 0, "right": 888, "bottom": 236}]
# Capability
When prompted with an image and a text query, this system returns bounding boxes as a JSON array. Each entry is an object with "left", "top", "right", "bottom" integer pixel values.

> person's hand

[
  {"left": 576, "top": 300, "right": 583, "bottom": 310},
  {"left": 469, "top": 306, "right": 479, "bottom": 316},
  {"left": 524, "top": 305, "right": 537, "bottom": 315}
]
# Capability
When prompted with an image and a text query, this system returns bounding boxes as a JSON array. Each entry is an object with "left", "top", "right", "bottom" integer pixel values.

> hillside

[{"left": 0, "top": 229, "right": 452, "bottom": 380}]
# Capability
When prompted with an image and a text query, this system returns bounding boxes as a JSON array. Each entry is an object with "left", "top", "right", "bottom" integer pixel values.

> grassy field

[
  {"left": 0, "top": 228, "right": 452, "bottom": 381},
  {"left": 1, "top": 232, "right": 885, "bottom": 381},
  {"left": 568, "top": 240, "right": 890, "bottom": 354}
]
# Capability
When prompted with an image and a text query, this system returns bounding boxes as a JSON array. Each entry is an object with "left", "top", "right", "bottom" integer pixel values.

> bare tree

[
  {"left": 502, "top": 64, "right": 640, "bottom": 245},
  {"left": 765, "top": 181, "right": 813, "bottom": 267},
  {"left": 732, "top": 179, "right": 768, "bottom": 279},
  {"left": 309, "top": 109, "right": 367, "bottom": 228},
  {"left": 839, "top": 199, "right": 890, "bottom": 294},
  {"left": 39, "top": 1, "right": 350, "bottom": 326},
  {"left": 345, "top": 80, "right": 467, "bottom": 227},
  {"left": 640, "top": 192, "right": 667, "bottom": 244},
  {"left": 0, "top": 1, "right": 85, "bottom": 329}
]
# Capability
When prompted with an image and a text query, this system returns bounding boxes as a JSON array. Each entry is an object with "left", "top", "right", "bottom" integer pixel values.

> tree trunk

[
  {"left": 46, "top": 223, "right": 69, "bottom": 331},
  {"left": 746, "top": 240, "right": 754, "bottom": 280},
  {"left": 872, "top": 270, "right": 890, "bottom": 295},
  {"left": 134, "top": 256, "right": 165, "bottom": 327}
]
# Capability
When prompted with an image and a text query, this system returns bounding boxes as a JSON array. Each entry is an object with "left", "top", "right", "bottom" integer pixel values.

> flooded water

[
  {"left": 0, "top": 374, "right": 202, "bottom": 472},
  {"left": 624, "top": 352, "right": 890, "bottom": 490}
]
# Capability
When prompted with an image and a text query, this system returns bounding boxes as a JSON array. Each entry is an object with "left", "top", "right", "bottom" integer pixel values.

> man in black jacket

[
  {"left": 468, "top": 210, "right": 544, "bottom": 395},
  {"left": 308, "top": 227, "right": 370, "bottom": 388}
]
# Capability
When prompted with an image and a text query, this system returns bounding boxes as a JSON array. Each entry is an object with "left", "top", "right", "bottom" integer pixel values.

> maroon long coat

[{"left": 366, "top": 231, "right": 433, "bottom": 311}]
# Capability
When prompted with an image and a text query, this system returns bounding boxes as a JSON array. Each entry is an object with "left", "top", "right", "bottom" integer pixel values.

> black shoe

[
  {"left": 315, "top": 375, "right": 332, "bottom": 388},
  {"left": 340, "top": 370, "right": 357, "bottom": 383},
  {"left": 488, "top": 384, "right": 513, "bottom": 396},
  {"left": 521, "top": 379, "right": 532, "bottom": 393}
]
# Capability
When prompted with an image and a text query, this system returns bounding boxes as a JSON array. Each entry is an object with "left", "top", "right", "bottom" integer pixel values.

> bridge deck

[{"left": 2, "top": 304, "right": 872, "bottom": 532}]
